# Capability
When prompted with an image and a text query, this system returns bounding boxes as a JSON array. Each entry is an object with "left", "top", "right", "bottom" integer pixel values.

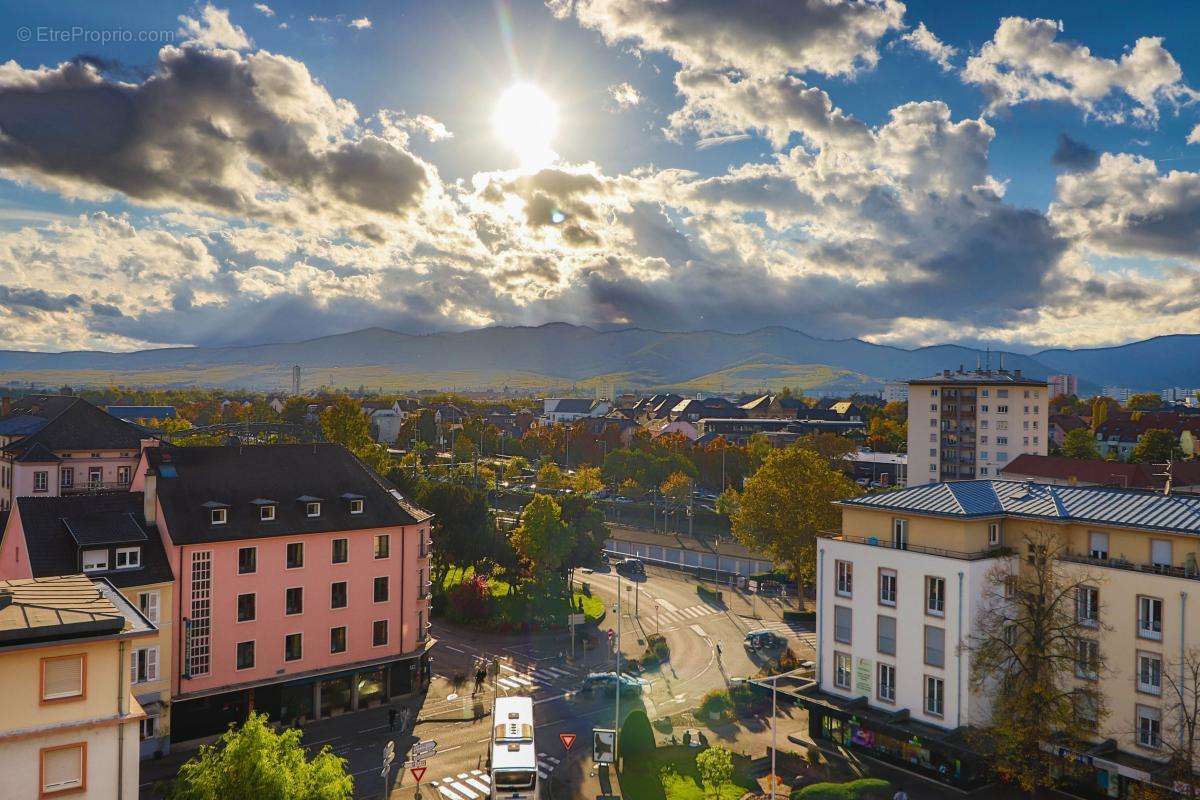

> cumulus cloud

[
  {"left": 963, "top": 17, "right": 1198, "bottom": 124},
  {"left": 178, "top": 4, "right": 252, "bottom": 50},
  {"left": 549, "top": 0, "right": 905, "bottom": 78},
  {"left": 253, "top": 3, "right": 274, "bottom": 17},
  {"left": 1189, "top": 124, "right": 1200, "bottom": 145},
  {"left": 607, "top": 82, "right": 641, "bottom": 111},
  {"left": 1051, "top": 133, "right": 1100, "bottom": 172},
  {"left": 348, "top": 17, "right": 372, "bottom": 29},
  {"left": 900, "top": 22, "right": 957, "bottom": 71}
]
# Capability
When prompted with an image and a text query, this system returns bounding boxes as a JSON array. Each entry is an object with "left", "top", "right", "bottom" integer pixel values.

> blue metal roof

[{"left": 840, "top": 480, "right": 1200, "bottom": 535}]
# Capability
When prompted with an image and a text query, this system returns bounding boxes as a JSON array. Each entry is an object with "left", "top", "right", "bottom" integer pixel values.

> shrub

[
  {"left": 697, "top": 585, "right": 722, "bottom": 603},
  {"left": 448, "top": 575, "right": 494, "bottom": 622},
  {"left": 782, "top": 610, "right": 815, "bottom": 624},
  {"left": 728, "top": 681, "right": 758, "bottom": 713},
  {"left": 792, "top": 778, "right": 891, "bottom": 800},
  {"left": 698, "top": 689, "right": 730, "bottom": 719},
  {"left": 619, "top": 709, "right": 656, "bottom": 760}
]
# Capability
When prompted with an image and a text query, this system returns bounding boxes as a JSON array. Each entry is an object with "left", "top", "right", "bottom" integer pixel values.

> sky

[{"left": 0, "top": 1, "right": 1199, "bottom": 354}]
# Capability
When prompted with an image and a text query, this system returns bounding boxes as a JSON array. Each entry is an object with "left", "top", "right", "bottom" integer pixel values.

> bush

[
  {"left": 642, "top": 633, "right": 670, "bottom": 668},
  {"left": 697, "top": 585, "right": 722, "bottom": 603},
  {"left": 782, "top": 610, "right": 815, "bottom": 624},
  {"left": 792, "top": 778, "right": 891, "bottom": 800},
  {"left": 448, "top": 575, "right": 494, "bottom": 623},
  {"left": 619, "top": 709, "right": 655, "bottom": 759},
  {"left": 698, "top": 689, "right": 731, "bottom": 719},
  {"left": 728, "top": 681, "right": 759, "bottom": 713}
]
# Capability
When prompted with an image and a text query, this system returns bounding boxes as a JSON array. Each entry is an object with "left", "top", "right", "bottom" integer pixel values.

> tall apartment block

[
  {"left": 1048, "top": 374, "right": 1078, "bottom": 398},
  {"left": 907, "top": 368, "right": 1048, "bottom": 486}
]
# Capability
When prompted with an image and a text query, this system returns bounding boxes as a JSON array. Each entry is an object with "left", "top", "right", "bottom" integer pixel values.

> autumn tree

[
  {"left": 571, "top": 465, "right": 604, "bottom": 495},
  {"left": 731, "top": 447, "right": 859, "bottom": 609},
  {"left": 319, "top": 395, "right": 391, "bottom": 474},
  {"left": 968, "top": 529, "right": 1107, "bottom": 797},
  {"left": 512, "top": 494, "right": 574, "bottom": 577},
  {"left": 279, "top": 396, "right": 311, "bottom": 426},
  {"left": 796, "top": 432, "right": 858, "bottom": 466},
  {"left": 536, "top": 460, "right": 563, "bottom": 490},
  {"left": 167, "top": 712, "right": 352, "bottom": 800},
  {"left": 1132, "top": 429, "right": 1183, "bottom": 463},
  {"left": 1060, "top": 427, "right": 1100, "bottom": 460},
  {"left": 1126, "top": 392, "right": 1162, "bottom": 412},
  {"left": 504, "top": 456, "right": 529, "bottom": 481},
  {"left": 746, "top": 433, "right": 773, "bottom": 474},
  {"left": 452, "top": 432, "right": 477, "bottom": 463},
  {"left": 1090, "top": 396, "right": 1120, "bottom": 431},
  {"left": 560, "top": 494, "right": 608, "bottom": 567},
  {"left": 660, "top": 471, "right": 693, "bottom": 502},
  {"left": 1146, "top": 648, "right": 1200, "bottom": 797}
]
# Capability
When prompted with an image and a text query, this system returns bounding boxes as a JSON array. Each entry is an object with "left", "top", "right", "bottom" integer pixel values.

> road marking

[
  {"left": 465, "top": 777, "right": 491, "bottom": 793},
  {"left": 509, "top": 675, "right": 534, "bottom": 686},
  {"left": 444, "top": 645, "right": 467, "bottom": 654},
  {"left": 436, "top": 785, "right": 471, "bottom": 800},
  {"left": 656, "top": 597, "right": 678, "bottom": 612},
  {"left": 690, "top": 624, "right": 707, "bottom": 637},
  {"left": 498, "top": 677, "right": 520, "bottom": 688}
]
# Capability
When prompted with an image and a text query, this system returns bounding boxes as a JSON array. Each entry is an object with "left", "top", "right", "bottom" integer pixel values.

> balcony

[
  {"left": 823, "top": 533, "right": 1011, "bottom": 562},
  {"left": 61, "top": 480, "right": 131, "bottom": 495},
  {"left": 1059, "top": 550, "right": 1200, "bottom": 582}
]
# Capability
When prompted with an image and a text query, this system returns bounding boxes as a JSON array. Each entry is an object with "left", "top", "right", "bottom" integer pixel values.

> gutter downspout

[
  {"left": 118, "top": 639, "right": 127, "bottom": 800},
  {"left": 1182, "top": 591, "right": 1188, "bottom": 749},
  {"left": 816, "top": 546, "right": 825, "bottom": 686},
  {"left": 956, "top": 571, "right": 964, "bottom": 729}
]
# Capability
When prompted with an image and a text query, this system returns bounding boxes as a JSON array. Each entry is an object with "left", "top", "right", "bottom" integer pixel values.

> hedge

[{"left": 792, "top": 778, "right": 891, "bottom": 800}]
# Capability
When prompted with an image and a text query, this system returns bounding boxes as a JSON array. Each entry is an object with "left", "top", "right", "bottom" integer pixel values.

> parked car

[
  {"left": 755, "top": 580, "right": 784, "bottom": 597},
  {"left": 744, "top": 629, "right": 786, "bottom": 651},
  {"left": 616, "top": 558, "right": 645, "bottom": 576},
  {"left": 581, "top": 671, "right": 648, "bottom": 696}
]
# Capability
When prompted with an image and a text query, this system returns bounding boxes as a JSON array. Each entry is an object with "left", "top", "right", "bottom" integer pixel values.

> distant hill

[{"left": 0, "top": 323, "right": 1195, "bottom": 393}]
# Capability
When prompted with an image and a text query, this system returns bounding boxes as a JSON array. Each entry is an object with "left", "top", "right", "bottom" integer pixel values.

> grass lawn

[
  {"left": 617, "top": 746, "right": 757, "bottom": 800},
  {"left": 438, "top": 565, "right": 604, "bottom": 626}
]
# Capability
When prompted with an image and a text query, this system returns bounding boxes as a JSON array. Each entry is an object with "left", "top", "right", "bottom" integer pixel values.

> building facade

[
  {"left": 1048, "top": 374, "right": 1079, "bottom": 399},
  {"left": 882, "top": 382, "right": 909, "bottom": 404},
  {"left": 906, "top": 368, "right": 1048, "bottom": 487}
]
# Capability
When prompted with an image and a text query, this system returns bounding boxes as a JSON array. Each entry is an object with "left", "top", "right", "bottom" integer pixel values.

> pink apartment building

[
  {"left": 0, "top": 396, "right": 144, "bottom": 511},
  {"left": 131, "top": 442, "right": 433, "bottom": 743}
]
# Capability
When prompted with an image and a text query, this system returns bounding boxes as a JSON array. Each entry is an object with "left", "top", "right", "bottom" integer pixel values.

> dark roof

[
  {"left": 909, "top": 369, "right": 1046, "bottom": 386},
  {"left": 1001, "top": 454, "right": 1200, "bottom": 489},
  {"left": 546, "top": 398, "right": 595, "bottom": 414},
  {"left": 106, "top": 405, "right": 176, "bottom": 422},
  {"left": 1095, "top": 411, "right": 1189, "bottom": 441},
  {"left": 147, "top": 443, "right": 431, "bottom": 545},
  {"left": 14, "top": 442, "right": 61, "bottom": 463},
  {"left": 1049, "top": 414, "right": 1087, "bottom": 433},
  {"left": 0, "top": 396, "right": 142, "bottom": 455},
  {"left": 12, "top": 493, "right": 173, "bottom": 588},
  {"left": 0, "top": 575, "right": 154, "bottom": 647},
  {"left": 606, "top": 525, "right": 771, "bottom": 562}
]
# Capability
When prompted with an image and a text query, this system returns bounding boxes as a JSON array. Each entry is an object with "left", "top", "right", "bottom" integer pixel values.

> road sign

[
  {"left": 411, "top": 739, "right": 437, "bottom": 756},
  {"left": 411, "top": 766, "right": 427, "bottom": 783},
  {"left": 568, "top": 613, "right": 586, "bottom": 626},
  {"left": 593, "top": 729, "right": 616, "bottom": 764},
  {"left": 384, "top": 741, "right": 395, "bottom": 760},
  {"left": 559, "top": 732, "right": 577, "bottom": 750},
  {"left": 407, "top": 759, "right": 427, "bottom": 768}
]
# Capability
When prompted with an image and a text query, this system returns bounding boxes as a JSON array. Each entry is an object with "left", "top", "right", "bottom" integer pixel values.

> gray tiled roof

[{"left": 840, "top": 480, "right": 1200, "bottom": 535}]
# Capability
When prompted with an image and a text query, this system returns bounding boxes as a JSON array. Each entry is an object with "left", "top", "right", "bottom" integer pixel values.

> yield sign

[
  {"left": 559, "top": 732, "right": 577, "bottom": 750},
  {"left": 411, "top": 767, "right": 427, "bottom": 783}
]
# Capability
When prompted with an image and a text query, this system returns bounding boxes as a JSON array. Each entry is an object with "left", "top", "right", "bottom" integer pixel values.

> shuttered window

[
  {"left": 924, "top": 625, "right": 945, "bottom": 668},
  {"left": 42, "top": 655, "right": 84, "bottom": 701},
  {"left": 877, "top": 615, "right": 896, "bottom": 655},
  {"left": 41, "top": 743, "right": 84, "bottom": 794},
  {"left": 833, "top": 606, "right": 852, "bottom": 644}
]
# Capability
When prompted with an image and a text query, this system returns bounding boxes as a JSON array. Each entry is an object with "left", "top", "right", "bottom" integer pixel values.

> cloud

[
  {"left": 253, "top": 3, "right": 274, "bottom": 17},
  {"left": 549, "top": 0, "right": 906, "bottom": 78},
  {"left": 963, "top": 17, "right": 1198, "bottom": 124},
  {"left": 177, "top": 3, "right": 252, "bottom": 50},
  {"left": 607, "top": 82, "right": 641, "bottom": 111},
  {"left": 900, "top": 22, "right": 957, "bottom": 71},
  {"left": 348, "top": 17, "right": 372, "bottom": 30},
  {"left": 1189, "top": 124, "right": 1200, "bottom": 145},
  {"left": 1050, "top": 133, "right": 1099, "bottom": 172}
]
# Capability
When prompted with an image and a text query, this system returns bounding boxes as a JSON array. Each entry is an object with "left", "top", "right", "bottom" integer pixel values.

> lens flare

[{"left": 493, "top": 83, "right": 558, "bottom": 169}]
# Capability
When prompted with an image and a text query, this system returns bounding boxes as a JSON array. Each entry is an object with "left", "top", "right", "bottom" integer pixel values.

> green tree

[
  {"left": 695, "top": 747, "right": 734, "bottom": 800},
  {"left": 416, "top": 482, "right": 493, "bottom": 580},
  {"left": 660, "top": 471, "right": 693, "bottom": 502},
  {"left": 1126, "top": 392, "right": 1161, "bottom": 411},
  {"left": 714, "top": 487, "right": 740, "bottom": 518},
  {"left": 732, "top": 448, "right": 859, "bottom": 609},
  {"left": 453, "top": 433, "right": 477, "bottom": 463},
  {"left": 746, "top": 433, "right": 773, "bottom": 473},
  {"left": 968, "top": 529, "right": 1107, "bottom": 797},
  {"left": 512, "top": 494, "right": 573, "bottom": 576},
  {"left": 167, "top": 712, "right": 352, "bottom": 800},
  {"left": 1060, "top": 427, "right": 1100, "bottom": 459},
  {"left": 319, "top": 395, "right": 390, "bottom": 474},
  {"left": 560, "top": 494, "right": 608, "bottom": 567},
  {"left": 280, "top": 396, "right": 311, "bottom": 426},
  {"left": 618, "top": 708, "right": 655, "bottom": 761},
  {"left": 1131, "top": 428, "right": 1183, "bottom": 463},
  {"left": 503, "top": 456, "right": 529, "bottom": 481},
  {"left": 572, "top": 465, "right": 604, "bottom": 495},
  {"left": 536, "top": 460, "right": 563, "bottom": 490}
]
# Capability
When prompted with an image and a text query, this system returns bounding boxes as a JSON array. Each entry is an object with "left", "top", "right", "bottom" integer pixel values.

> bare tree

[
  {"left": 968, "top": 528, "right": 1108, "bottom": 797},
  {"left": 1128, "top": 648, "right": 1200, "bottom": 799}
]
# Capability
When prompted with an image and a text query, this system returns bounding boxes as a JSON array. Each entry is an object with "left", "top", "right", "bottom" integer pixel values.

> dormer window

[
  {"left": 115, "top": 547, "right": 140, "bottom": 569},
  {"left": 82, "top": 549, "right": 108, "bottom": 572},
  {"left": 260, "top": 505, "right": 276, "bottom": 522},
  {"left": 211, "top": 508, "right": 227, "bottom": 526},
  {"left": 306, "top": 502, "right": 321, "bottom": 518},
  {"left": 350, "top": 499, "right": 364, "bottom": 515}
]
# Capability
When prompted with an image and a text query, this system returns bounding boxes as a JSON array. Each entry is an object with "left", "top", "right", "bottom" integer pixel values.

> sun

[{"left": 493, "top": 83, "right": 558, "bottom": 169}]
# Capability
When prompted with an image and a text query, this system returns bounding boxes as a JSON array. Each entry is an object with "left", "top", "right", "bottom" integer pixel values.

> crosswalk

[
  {"left": 647, "top": 603, "right": 719, "bottom": 624},
  {"left": 430, "top": 754, "right": 561, "bottom": 799},
  {"left": 495, "top": 664, "right": 579, "bottom": 691}
]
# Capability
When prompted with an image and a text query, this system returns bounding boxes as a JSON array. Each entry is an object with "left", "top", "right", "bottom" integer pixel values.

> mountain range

[{"left": 0, "top": 324, "right": 1196, "bottom": 394}]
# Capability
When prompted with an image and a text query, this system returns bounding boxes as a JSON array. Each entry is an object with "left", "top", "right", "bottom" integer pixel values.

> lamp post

[
  {"left": 614, "top": 570, "right": 622, "bottom": 766},
  {"left": 769, "top": 674, "right": 780, "bottom": 800}
]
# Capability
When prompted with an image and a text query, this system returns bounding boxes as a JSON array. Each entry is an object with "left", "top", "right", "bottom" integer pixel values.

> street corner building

[
  {"left": 801, "top": 478, "right": 1200, "bottom": 798},
  {"left": 0, "top": 573, "right": 156, "bottom": 799}
]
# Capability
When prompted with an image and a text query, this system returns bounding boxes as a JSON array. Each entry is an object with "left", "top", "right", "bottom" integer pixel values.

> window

[
  {"left": 374, "top": 534, "right": 390, "bottom": 559},
  {"left": 997, "top": 405, "right": 1009, "bottom": 413},
  {"left": 1138, "top": 652, "right": 1163, "bottom": 695},
  {"left": 284, "top": 586, "right": 304, "bottom": 614},
  {"left": 211, "top": 507, "right": 227, "bottom": 525},
  {"left": 986, "top": 522, "right": 1000, "bottom": 546},
  {"left": 877, "top": 663, "right": 896, "bottom": 703},
  {"left": 997, "top": 389, "right": 1008, "bottom": 398},
  {"left": 925, "top": 676, "right": 945, "bottom": 717},
  {"left": 1151, "top": 539, "right": 1173, "bottom": 570},
  {"left": 929, "top": 433, "right": 936, "bottom": 443},
  {"left": 131, "top": 646, "right": 158, "bottom": 684},
  {"left": 374, "top": 576, "right": 389, "bottom": 603},
  {"left": 331, "top": 581, "right": 348, "bottom": 609},
  {"left": 926, "top": 576, "right": 945, "bottom": 616},
  {"left": 924, "top": 625, "right": 945, "bottom": 668},
  {"left": 237, "top": 593, "right": 256, "bottom": 622},
  {"left": 929, "top": 448, "right": 936, "bottom": 457},
  {"left": 1075, "top": 638, "right": 1100, "bottom": 680},
  {"left": 833, "top": 605, "right": 852, "bottom": 644},
  {"left": 1139, "top": 596, "right": 1163, "bottom": 640},
  {"left": 996, "top": 451, "right": 1008, "bottom": 461},
  {"left": 81, "top": 549, "right": 108, "bottom": 572},
  {"left": 138, "top": 591, "right": 159, "bottom": 624},
  {"left": 981, "top": 405, "right": 989, "bottom": 413},
  {"left": 286, "top": 542, "right": 304, "bottom": 569},
  {"left": 260, "top": 504, "right": 276, "bottom": 521},
  {"left": 87, "top": 467, "right": 102, "bottom": 487},
  {"left": 1076, "top": 586, "right": 1099, "bottom": 626},
  {"left": 41, "top": 654, "right": 85, "bottom": 702},
  {"left": 892, "top": 518, "right": 908, "bottom": 550},
  {"left": 835, "top": 560, "right": 853, "bottom": 597},
  {"left": 115, "top": 547, "right": 140, "bottom": 569},
  {"left": 878, "top": 569, "right": 897, "bottom": 606},
  {"left": 1089, "top": 532, "right": 1109, "bottom": 560},
  {"left": 1137, "top": 705, "right": 1162, "bottom": 749},
  {"left": 930, "top": 403, "right": 937, "bottom": 411},
  {"left": 238, "top": 547, "right": 256, "bottom": 574},
  {"left": 980, "top": 467, "right": 989, "bottom": 476},
  {"left": 350, "top": 499, "right": 364, "bottom": 515},
  {"left": 330, "top": 626, "right": 347, "bottom": 653},
  {"left": 306, "top": 501, "right": 321, "bottom": 517},
  {"left": 116, "top": 466, "right": 130, "bottom": 485},
  {"left": 877, "top": 615, "right": 896, "bottom": 655},
  {"left": 373, "top": 620, "right": 389, "bottom": 646},
  {"left": 834, "top": 652, "right": 852, "bottom": 689},
  {"left": 236, "top": 641, "right": 255, "bottom": 670},
  {"left": 60, "top": 467, "right": 74, "bottom": 489},
  {"left": 140, "top": 716, "right": 157, "bottom": 741},
  {"left": 40, "top": 742, "right": 85, "bottom": 795},
  {"left": 332, "top": 538, "right": 349, "bottom": 564},
  {"left": 33, "top": 470, "right": 48, "bottom": 492},
  {"left": 285, "top": 633, "right": 303, "bottom": 662}
]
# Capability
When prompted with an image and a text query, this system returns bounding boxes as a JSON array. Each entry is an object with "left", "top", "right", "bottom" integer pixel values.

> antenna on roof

[{"left": 1153, "top": 461, "right": 1174, "bottom": 496}]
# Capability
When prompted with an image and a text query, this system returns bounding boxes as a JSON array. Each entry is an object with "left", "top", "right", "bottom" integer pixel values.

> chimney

[
  {"left": 1, "top": 396, "right": 9, "bottom": 416},
  {"left": 143, "top": 469, "right": 157, "bottom": 527},
  {"left": 1014, "top": 369, "right": 1022, "bottom": 379}
]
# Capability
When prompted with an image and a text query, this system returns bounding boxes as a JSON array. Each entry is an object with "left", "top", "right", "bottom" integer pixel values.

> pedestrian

[
  {"left": 892, "top": 789, "right": 908, "bottom": 800},
  {"left": 389, "top": 706, "right": 398, "bottom": 731},
  {"left": 400, "top": 707, "right": 412, "bottom": 730}
]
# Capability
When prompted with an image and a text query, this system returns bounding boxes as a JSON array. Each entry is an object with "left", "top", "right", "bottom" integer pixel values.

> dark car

[
  {"left": 744, "top": 629, "right": 786, "bottom": 651},
  {"left": 581, "top": 671, "right": 648, "bottom": 696},
  {"left": 617, "top": 558, "right": 645, "bottom": 576}
]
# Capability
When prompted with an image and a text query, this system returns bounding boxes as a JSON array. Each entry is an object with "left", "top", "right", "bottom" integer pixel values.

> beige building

[
  {"left": 803, "top": 479, "right": 1200, "bottom": 798},
  {"left": 0, "top": 574, "right": 155, "bottom": 799},
  {"left": 907, "top": 367, "right": 1048, "bottom": 486}
]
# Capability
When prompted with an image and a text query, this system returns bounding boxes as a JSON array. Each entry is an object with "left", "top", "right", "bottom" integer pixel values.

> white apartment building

[
  {"left": 906, "top": 368, "right": 1048, "bottom": 487},
  {"left": 1048, "top": 374, "right": 1078, "bottom": 399},
  {"left": 882, "top": 382, "right": 909, "bottom": 404},
  {"left": 1103, "top": 386, "right": 1132, "bottom": 403}
]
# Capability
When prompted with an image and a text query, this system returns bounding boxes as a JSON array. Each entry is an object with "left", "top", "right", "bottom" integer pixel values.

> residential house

[
  {"left": 540, "top": 398, "right": 610, "bottom": 425},
  {"left": 1001, "top": 454, "right": 1200, "bottom": 492},
  {"left": 841, "top": 450, "right": 907, "bottom": 488},
  {"left": 0, "top": 574, "right": 155, "bottom": 799},
  {"left": 1093, "top": 411, "right": 1192, "bottom": 460},
  {"left": 429, "top": 403, "right": 465, "bottom": 426},
  {"left": 0, "top": 396, "right": 145, "bottom": 512},
  {"left": 1049, "top": 413, "right": 1087, "bottom": 447},
  {"left": 362, "top": 401, "right": 404, "bottom": 445},
  {"left": 130, "top": 443, "right": 433, "bottom": 743}
]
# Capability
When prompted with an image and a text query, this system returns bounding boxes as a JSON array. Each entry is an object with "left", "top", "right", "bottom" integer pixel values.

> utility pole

[{"left": 614, "top": 570, "right": 622, "bottom": 766}]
